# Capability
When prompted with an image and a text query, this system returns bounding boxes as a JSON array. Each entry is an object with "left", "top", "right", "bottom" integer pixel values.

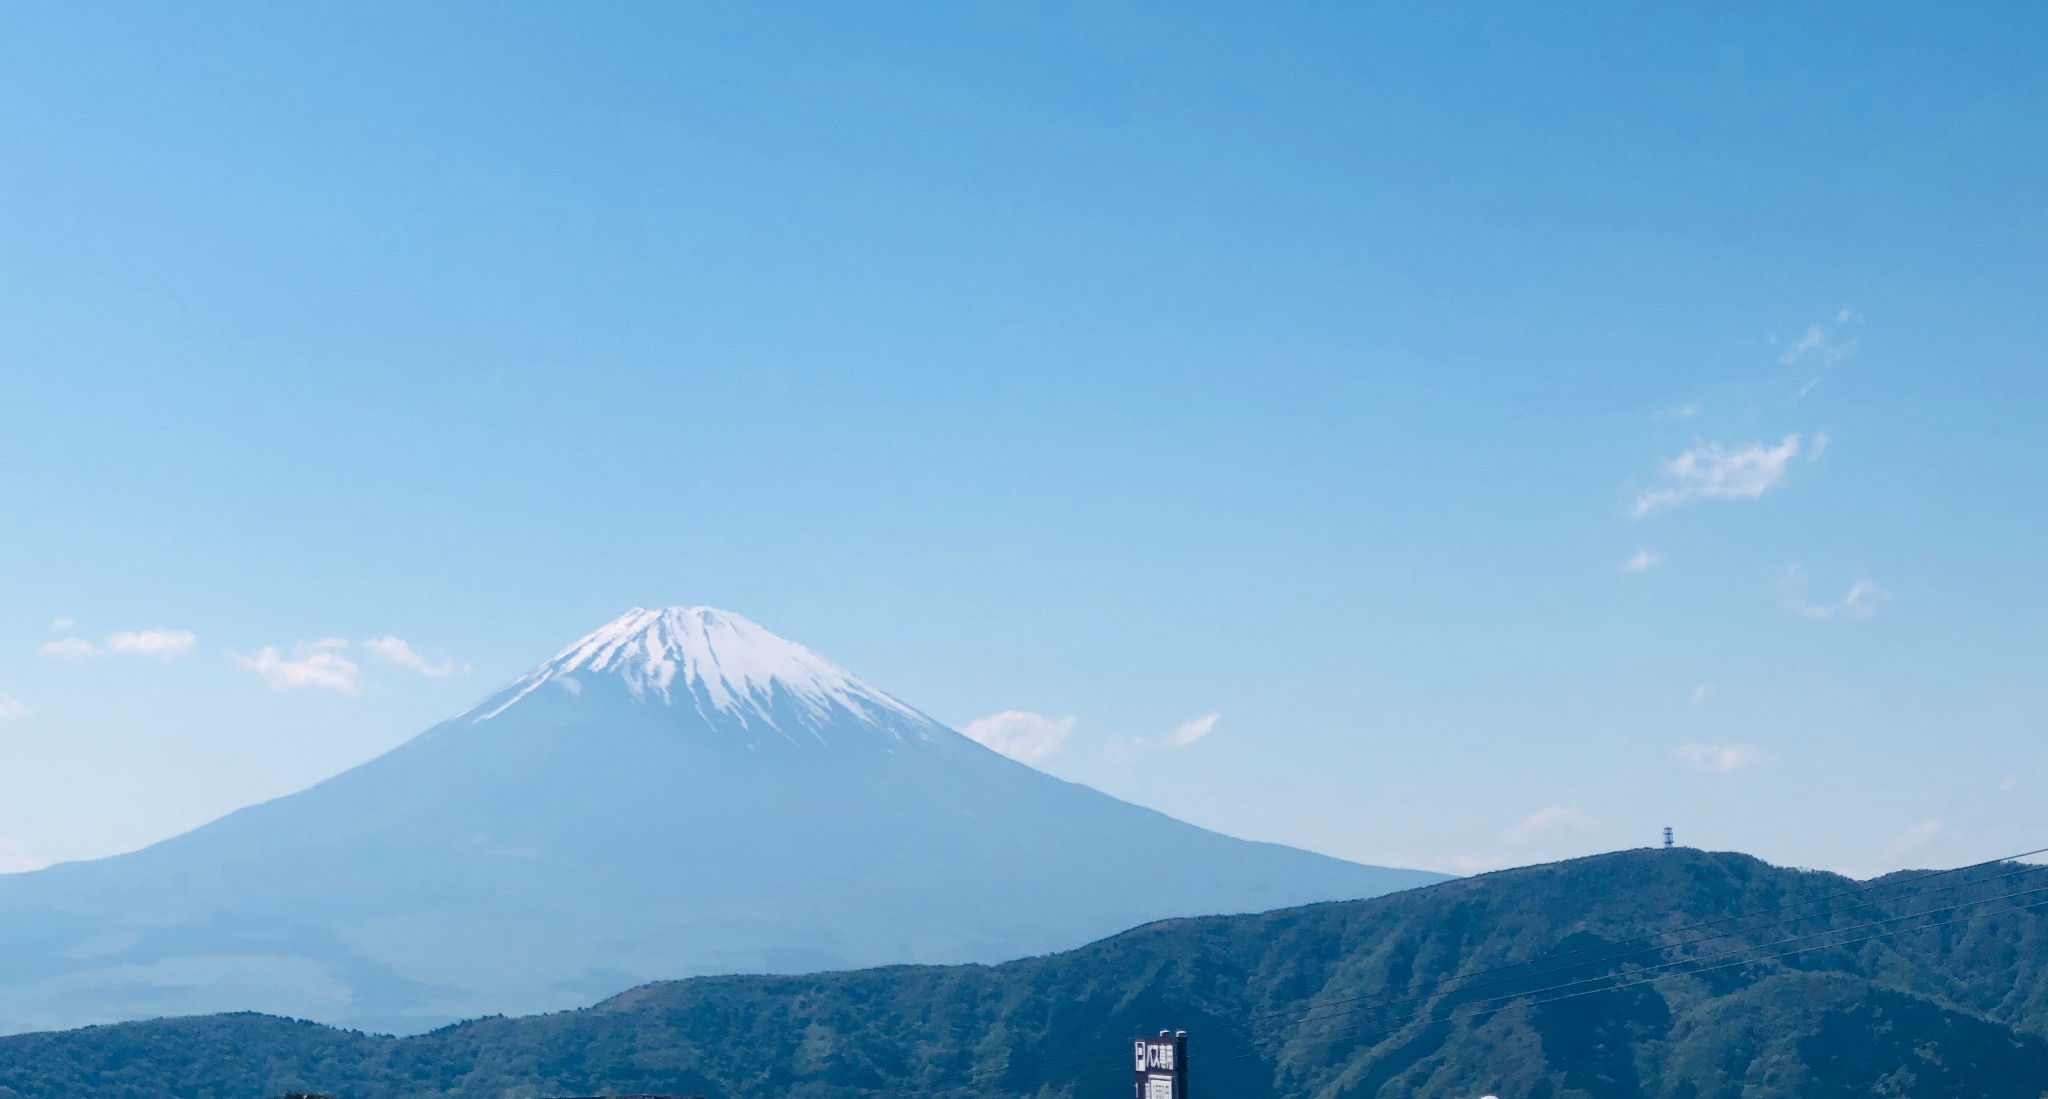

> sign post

[{"left": 1133, "top": 1031, "right": 1187, "bottom": 1099}]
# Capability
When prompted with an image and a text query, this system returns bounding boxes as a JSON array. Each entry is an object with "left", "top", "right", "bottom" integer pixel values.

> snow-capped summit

[
  {"left": 0, "top": 602, "right": 1446, "bottom": 1038},
  {"left": 475, "top": 606, "right": 929, "bottom": 737}
]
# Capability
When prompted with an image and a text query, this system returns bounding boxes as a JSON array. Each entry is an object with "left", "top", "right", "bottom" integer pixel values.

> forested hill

[{"left": 3, "top": 847, "right": 2046, "bottom": 1099}]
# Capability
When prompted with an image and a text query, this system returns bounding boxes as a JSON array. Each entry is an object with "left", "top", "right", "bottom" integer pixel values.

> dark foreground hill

[{"left": 3, "top": 848, "right": 2047, "bottom": 1099}]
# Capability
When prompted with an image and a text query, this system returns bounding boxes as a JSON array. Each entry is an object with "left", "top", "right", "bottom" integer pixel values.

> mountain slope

[
  {"left": 0, "top": 848, "right": 2043, "bottom": 1099},
  {"left": 0, "top": 607, "right": 1441, "bottom": 1035}
]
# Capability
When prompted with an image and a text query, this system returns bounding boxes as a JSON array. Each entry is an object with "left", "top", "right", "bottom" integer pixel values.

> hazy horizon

[{"left": 2, "top": 3, "right": 2043, "bottom": 883}]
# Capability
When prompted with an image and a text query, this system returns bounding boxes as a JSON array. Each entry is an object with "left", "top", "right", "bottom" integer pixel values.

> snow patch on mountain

[{"left": 475, "top": 607, "right": 928, "bottom": 733}]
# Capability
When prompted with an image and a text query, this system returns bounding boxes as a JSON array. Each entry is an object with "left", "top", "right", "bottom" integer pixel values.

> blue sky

[{"left": 1, "top": 2, "right": 2043, "bottom": 877}]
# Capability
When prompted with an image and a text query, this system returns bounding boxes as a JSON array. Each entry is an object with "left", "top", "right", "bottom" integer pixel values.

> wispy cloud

[
  {"left": 233, "top": 639, "right": 361, "bottom": 695},
  {"left": 1112, "top": 713, "right": 1226, "bottom": 757},
  {"left": 1665, "top": 403, "right": 1701, "bottom": 420},
  {"left": 48, "top": 618, "right": 73, "bottom": 631},
  {"left": 1838, "top": 819, "right": 1964, "bottom": 878},
  {"left": 1781, "top": 566, "right": 1882, "bottom": 620},
  {"left": 1633, "top": 434, "right": 1803, "bottom": 517},
  {"left": 1161, "top": 713, "right": 1219, "bottom": 747},
  {"left": 38, "top": 628, "right": 197, "bottom": 662},
  {"left": 1690, "top": 683, "right": 1715, "bottom": 705},
  {"left": 961, "top": 710, "right": 1074, "bottom": 766},
  {"left": 1779, "top": 308, "right": 1862, "bottom": 366},
  {"left": 1779, "top": 326, "right": 1826, "bottom": 364},
  {"left": 104, "top": 629, "right": 197, "bottom": 662},
  {"left": 1503, "top": 806, "right": 1596, "bottom": 845},
  {"left": 1877, "top": 820, "right": 1955, "bottom": 863},
  {"left": 1432, "top": 853, "right": 1513, "bottom": 875},
  {"left": 1779, "top": 308, "right": 1863, "bottom": 395},
  {"left": 0, "top": 837, "right": 45, "bottom": 874},
  {"left": 363, "top": 636, "right": 460, "bottom": 678},
  {"left": 1621, "top": 550, "right": 1663, "bottom": 573},
  {"left": 0, "top": 694, "right": 24, "bottom": 721},
  {"left": 1674, "top": 742, "right": 1771, "bottom": 774},
  {"left": 38, "top": 638, "right": 99, "bottom": 661}
]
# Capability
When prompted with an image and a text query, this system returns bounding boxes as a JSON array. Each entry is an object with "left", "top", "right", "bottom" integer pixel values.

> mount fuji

[{"left": 0, "top": 607, "right": 1442, "bottom": 1035}]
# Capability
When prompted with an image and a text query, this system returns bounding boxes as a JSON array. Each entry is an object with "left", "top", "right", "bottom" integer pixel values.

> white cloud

[
  {"left": 1779, "top": 308, "right": 1862, "bottom": 366},
  {"left": 38, "top": 638, "right": 99, "bottom": 661},
  {"left": 1113, "top": 713, "right": 1226, "bottom": 756},
  {"left": 38, "top": 628, "right": 198, "bottom": 662},
  {"left": 104, "top": 629, "right": 197, "bottom": 662},
  {"left": 1782, "top": 566, "right": 1882, "bottom": 620},
  {"left": 1878, "top": 819, "right": 1956, "bottom": 862},
  {"left": 1633, "top": 433, "right": 1803, "bottom": 517},
  {"left": 233, "top": 640, "right": 361, "bottom": 695},
  {"left": 1690, "top": 683, "right": 1715, "bottom": 705},
  {"left": 1778, "top": 309, "right": 1862, "bottom": 396},
  {"left": 1813, "top": 580, "right": 1882, "bottom": 619},
  {"left": 2000, "top": 777, "right": 2021, "bottom": 793},
  {"left": 1621, "top": 550, "right": 1663, "bottom": 573},
  {"left": 1162, "top": 713, "right": 1220, "bottom": 747},
  {"left": 0, "top": 837, "right": 46, "bottom": 874},
  {"left": 1503, "top": 806, "right": 1597, "bottom": 845},
  {"left": 1779, "top": 325, "right": 1826, "bottom": 364},
  {"left": 961, "top": 710, "right": 1074, "bottom": 765},
  {"left": 0, "top": 694, "right": 24, "bottom": 721},
  {"left": 1432, "top": 853, "right": 1513, "bottom": 875},
  {"left": 1673, "top": 742, "right": 1771, "bottom": 774},
  {"left": 49, "top": 618, "right": 74, "bottom": 631},
  {"left": 1808, "top": 431, "right": 1831, "bottom": 461},
  {"left": 363, "top": 636, "right": 459, "bottom": 678},
  {"left": 1666, "top": 403, "right": 1700, "bottom": 419},
  {"left": 1842, "top": 819, "right": 1963, "bottom": 877}
]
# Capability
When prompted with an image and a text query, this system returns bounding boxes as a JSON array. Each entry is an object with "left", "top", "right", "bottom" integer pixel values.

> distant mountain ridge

[
  {"left": 0, "top": 848, "right": 2042, "bottom": 1099},
  {"left": 0, "top": 606, "right": 1441, "bottom": 1035}
]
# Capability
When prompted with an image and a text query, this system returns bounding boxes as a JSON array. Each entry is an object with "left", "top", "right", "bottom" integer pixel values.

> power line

[
  {"left": 1238, "top": 856, "right": 2048, "bottom": 1041},
  {"left": 975, "top": 850, "right": 2048, "bottom": 1081},
  {"left": 971, "top": 848, "right": 2048, "bottom": 1085},
  {"left": 1131, "top": 875, "right": 2048, "bottom": 1084},
  {"left": 1190, "top": 885, "right": 2048, "bottom": 1075},
  {"left": 1252, "top": 875, "right": 2048, "bottom": 1056}
]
